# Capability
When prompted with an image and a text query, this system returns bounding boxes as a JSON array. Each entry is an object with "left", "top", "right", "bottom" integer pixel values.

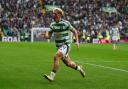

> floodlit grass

[{"left": 0, "top": 42, "right": 128, "bottom": 89}]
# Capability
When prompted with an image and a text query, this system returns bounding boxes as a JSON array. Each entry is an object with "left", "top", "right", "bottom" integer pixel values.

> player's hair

[{"left": 53, "top": 8, "right": 64, "bottom": 16}]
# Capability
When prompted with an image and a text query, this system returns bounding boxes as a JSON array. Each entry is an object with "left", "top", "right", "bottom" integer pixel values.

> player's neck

[{"left": 55, "top": 18, "right": 61, "bottom": 23}]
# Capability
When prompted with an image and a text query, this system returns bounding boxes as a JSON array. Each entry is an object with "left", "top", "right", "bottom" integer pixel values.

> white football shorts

[
  {"left": 112, "top": 36, "right": 118, "bottom": 41},
  {"left": 57, "top": 44, "right": 71, "bottom": 57}
]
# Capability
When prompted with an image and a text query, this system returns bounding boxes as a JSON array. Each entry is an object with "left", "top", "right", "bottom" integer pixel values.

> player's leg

[
  {"left": 62, "top": 55, "right": 85, "bottom": 78},
  {"left": 113, "top": 41, "right": 116, "bottom": 50},
  {"left": 44, "top": 51, "right": 63, "bottom": 81},
  {"left": 112, "top": 36, "right": 117, "bottom": 50},
  {"left": 62, "top": 55, "right": 76, "bottom": 69},
  {"left": 112, "top": 36, "right": 116, "bottom": 50}
]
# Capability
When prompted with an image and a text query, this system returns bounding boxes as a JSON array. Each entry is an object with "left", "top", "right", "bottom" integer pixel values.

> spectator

[{"left": 0, "top": 0, "right": 128, "bottom": 42}]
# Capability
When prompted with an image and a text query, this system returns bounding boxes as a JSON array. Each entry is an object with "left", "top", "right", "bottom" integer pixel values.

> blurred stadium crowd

[{"left": 0, "top": 0, "right": 128, "bottom": 42}]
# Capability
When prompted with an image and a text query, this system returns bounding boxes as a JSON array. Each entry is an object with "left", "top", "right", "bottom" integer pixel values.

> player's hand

[
  {"left": 75, "top": 42, "right": 79, "bottom": 49},
  {"left": 44, "top": 31, "right": 50, "bottom": 39}
]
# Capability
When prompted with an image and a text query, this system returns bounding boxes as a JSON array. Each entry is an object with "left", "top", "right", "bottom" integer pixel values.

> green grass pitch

[{"left": 0, "top": 42, "right": 128, "bottom": 89}]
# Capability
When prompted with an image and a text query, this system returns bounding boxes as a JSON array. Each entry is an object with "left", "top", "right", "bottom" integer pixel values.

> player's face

[{"left": 53, "top": 11, "right": 61, "bottom": 22}]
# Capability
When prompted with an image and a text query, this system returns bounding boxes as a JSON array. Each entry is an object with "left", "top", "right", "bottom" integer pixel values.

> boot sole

[{"left": 44, "top": 74, "right": 53, "bottom": 82}]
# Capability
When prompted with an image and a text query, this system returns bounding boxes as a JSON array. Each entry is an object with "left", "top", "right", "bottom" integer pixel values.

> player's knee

[
  {"left": 54, "top": 53, "right": 63, "bottom": 61},
  {"left": 57, "top": 52, "right": 63, "bottom": 57}
]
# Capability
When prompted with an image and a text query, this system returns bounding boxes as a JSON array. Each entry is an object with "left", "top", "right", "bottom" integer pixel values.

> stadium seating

[{"left": 0, "top": 0, "right": 128, "bottom": 42}]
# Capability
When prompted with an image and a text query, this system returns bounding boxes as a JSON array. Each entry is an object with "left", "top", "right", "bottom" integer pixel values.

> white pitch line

[
  {"left": 76, "top": 60, "right": 128, "bottom": 63},
  {"left": 76, "top": 61, "right": 128, "bottom": 73}
]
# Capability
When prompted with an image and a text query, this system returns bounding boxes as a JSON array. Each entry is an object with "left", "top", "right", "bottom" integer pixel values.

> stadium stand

[{"left": 0, "top": 0, "right": 128, "bottom": 42}]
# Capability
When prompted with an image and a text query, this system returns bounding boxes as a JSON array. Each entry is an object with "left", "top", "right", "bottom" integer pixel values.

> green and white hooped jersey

[
  {"left": 111, "top": 27, "right": 119, "bottom": 36},
  {"left": 49, "top": 20, "right": 74, "bottom": 47}
]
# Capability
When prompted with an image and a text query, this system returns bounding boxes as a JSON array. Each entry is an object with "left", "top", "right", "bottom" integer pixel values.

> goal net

[
  {"left": 31, "top": 27, "right": 73, "bottom": 43},
  {"left": 31, "top": 27, "right": 50, "bottom": 42}
]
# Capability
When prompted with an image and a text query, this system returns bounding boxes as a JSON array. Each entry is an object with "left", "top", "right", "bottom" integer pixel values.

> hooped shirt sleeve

[
  {"left": 66, "top": 21, "right": 74, "bottom": 31},
  {"left": 49, "top": 23, "right": 54, "bottom": 33}
]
